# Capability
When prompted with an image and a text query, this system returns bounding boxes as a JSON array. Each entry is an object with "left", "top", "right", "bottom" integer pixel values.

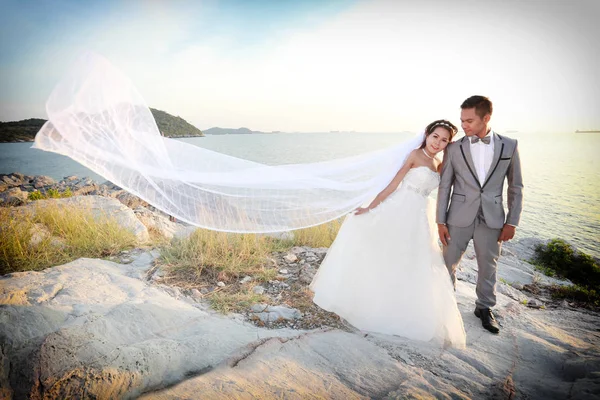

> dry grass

[
  {"left": 291, "top": 219, "right": 343, "bottom": 248},
  {"left": 147, "top": 225, "right": 171, "bottom": 247},
  {"left": 156, "top": 219, "right": 344, "bottom": 314},
  {"left": 157, "top": 219, "right": 343, "bottom": 287},
  {"left": 283, "top": 285, "right": 318, "bottom": 312},
  {"left": 156, "top": 221, "right": 343, "bottom": 314},
  {"left": 157, "top": 230, "right": 284, "bottom": 315},
  {"left": 209, "top": 287, "right": 269, "bottom": 314},
  {"left": 0, "top": 203, "right": 137, "bottom": 274},
  {"left": 159, "top": 229, "right": 288, "bottom": 285}
]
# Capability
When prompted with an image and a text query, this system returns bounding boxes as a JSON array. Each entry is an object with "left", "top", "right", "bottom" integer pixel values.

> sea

[{"left": 1, "top": 131, "right": 598, "bottom": 258}]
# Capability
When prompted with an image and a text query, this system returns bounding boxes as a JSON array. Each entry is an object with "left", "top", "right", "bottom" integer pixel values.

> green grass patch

[
  {"left": 533, "top": 238, "right": 600, "bottom": 308},
  {"left": 28, "top": 187, "right": 73, "bottom": 201},
  {"left": 548, "top": 284, "right": 599, "bottom": 308},
  {"left": 0, "top": 203, "right": 137, "bottom": 274},
  {"left": 533, "top": 239, "right": 600, "bottom": 287}
]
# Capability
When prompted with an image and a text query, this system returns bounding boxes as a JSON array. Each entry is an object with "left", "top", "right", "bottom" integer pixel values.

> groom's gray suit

[{"left": 436, "top": 132, "right": 523, "bottom": 310}]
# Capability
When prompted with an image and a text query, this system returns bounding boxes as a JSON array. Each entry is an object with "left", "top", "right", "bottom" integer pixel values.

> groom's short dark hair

[{"left": 461, "top": 95, "right": 493, "bottom": 119}]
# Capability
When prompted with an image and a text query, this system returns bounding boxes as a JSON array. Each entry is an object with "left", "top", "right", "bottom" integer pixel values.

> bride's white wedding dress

[{"left": 310, "top": 166, "right": 466, "bottom": 348}]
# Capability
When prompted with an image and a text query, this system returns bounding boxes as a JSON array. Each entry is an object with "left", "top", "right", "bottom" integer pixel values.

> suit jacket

[{"left": 436, "top": 133, "right": 524, "bottom": 229}]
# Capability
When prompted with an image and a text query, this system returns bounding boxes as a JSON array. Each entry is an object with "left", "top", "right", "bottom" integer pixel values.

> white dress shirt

[{"left": 470, "top": 129, "right": 495, "bottom": 185}]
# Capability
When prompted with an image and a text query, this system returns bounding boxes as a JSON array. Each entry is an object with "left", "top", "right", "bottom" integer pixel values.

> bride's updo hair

[{"left": 419, "top": 119, "right": 458, "bottom": 149}]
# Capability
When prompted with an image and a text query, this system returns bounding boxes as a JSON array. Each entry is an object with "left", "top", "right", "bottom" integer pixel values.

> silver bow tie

[{"left": 470, "top": 135, "right": 491, "bottom": 144}]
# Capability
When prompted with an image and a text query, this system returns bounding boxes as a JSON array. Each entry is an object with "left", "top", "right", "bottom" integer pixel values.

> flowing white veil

[{"left": 33, "top": 53, "right": 425, "bottom": 233}]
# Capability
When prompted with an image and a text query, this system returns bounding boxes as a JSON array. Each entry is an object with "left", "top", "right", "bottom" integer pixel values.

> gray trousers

[{"left": 443, "top": 207, "right": 502, "bottom": 310}]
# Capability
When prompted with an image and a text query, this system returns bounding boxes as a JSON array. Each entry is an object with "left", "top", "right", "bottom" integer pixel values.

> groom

[{"left": 436, "top": 95, "right": 523, "bottom": 334}]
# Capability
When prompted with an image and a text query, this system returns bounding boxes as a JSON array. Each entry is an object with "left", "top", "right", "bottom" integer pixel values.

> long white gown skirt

[{"left": 310, "top": 167, "right": 466, "bottom": 348}]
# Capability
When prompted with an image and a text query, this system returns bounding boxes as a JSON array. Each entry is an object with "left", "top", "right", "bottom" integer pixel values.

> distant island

[
  {"left": 203, "top": 127, "right": 278, "bottom": 135},
  {"left": 0, "top": 108, "right": 204, "bottom": 143},
  {"left": 575, "top": 129, "right": 600, "bottom": 133}
]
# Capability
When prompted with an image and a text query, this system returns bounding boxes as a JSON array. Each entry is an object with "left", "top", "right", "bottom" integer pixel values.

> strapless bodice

[{"left": 399, "top": 166, "right": 440, "bottom": 197}]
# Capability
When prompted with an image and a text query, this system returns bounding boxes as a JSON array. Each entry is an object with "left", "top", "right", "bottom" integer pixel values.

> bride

[{"left": 310, "top": 119, "right": 467, "bottom": 348}]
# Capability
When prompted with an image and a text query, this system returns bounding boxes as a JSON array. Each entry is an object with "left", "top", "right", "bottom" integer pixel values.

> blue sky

[
  {"left": 1, "top": 0, "right": 599, "bottom": 132},
  {"left": 0, "top": 0, "right": 353, "bottom": 117}
]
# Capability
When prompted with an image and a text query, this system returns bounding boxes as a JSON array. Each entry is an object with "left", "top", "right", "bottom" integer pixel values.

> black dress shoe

[{"left": 474, "top": 308, "right": 500, "bottom": 334}]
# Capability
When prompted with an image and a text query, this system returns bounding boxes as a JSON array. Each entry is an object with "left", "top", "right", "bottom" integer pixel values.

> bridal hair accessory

[
  {"left": 427, "top": 120, "right": 458, "bottom": 135},
  {"left": 33, "top": 52, "right": 426, "bottom": 233}
]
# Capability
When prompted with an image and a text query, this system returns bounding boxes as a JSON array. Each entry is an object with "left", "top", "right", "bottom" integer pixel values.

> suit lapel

[
  {"left": 459, "top": 137, "right": 480, "bottom": 187},
  {"left": 482, "top": 133, "right": 504, "bottom": 188}
]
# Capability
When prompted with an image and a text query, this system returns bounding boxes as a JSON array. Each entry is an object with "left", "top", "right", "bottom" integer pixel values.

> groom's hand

[
  {"left": 438, "top": 224, "right": 451, "bottom": 246},
  {"left": 498, "top": 224, "right": 516, "bottom": 242}
]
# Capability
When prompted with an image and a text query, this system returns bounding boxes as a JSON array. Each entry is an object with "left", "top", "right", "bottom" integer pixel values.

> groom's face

[{"left": 460, "top": 108, "right": 489, "bottom": 137}]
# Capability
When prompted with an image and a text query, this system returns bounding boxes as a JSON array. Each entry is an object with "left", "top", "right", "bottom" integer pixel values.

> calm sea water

[{"left": 1, "top": 132, "right": 599, "bottom": 258}]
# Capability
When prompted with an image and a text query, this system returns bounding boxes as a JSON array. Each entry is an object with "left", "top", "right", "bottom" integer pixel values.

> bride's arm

[{"left": 355, "top": 151, "right": 416, "bottom": 215}]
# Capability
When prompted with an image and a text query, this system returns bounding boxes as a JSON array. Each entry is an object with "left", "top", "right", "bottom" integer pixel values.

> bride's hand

[{"left": 354, "top": 207, "right": 370, "bottom": 215}]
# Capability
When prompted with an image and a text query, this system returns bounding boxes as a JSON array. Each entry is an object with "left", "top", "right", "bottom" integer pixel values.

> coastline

[
  {"left": 0, "top": 134, "right": 205, "bottom": 144},
  {"left": 0, "top": 138, "right": 34, "bottom": 143}
]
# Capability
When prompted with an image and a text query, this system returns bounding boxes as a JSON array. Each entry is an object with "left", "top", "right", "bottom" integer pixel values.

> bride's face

[{"left": 426, "top": 127, "right": 451, "bottom": 154}]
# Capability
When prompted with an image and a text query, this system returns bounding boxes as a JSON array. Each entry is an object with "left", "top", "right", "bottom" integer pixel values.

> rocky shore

[
  {"left": 1, "top": 173, "right": 599, "bottom": 399},
  {"left": 0, "top": 172, "right": 147, "bottom": 210}
]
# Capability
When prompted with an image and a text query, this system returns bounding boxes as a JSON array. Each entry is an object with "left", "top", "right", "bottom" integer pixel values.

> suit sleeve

[
  {"left": 436, "top": 145, "right": 454, "bottom": 224},
  {"left": 505, "top": 140, "right": 524, "bottom": 226}
]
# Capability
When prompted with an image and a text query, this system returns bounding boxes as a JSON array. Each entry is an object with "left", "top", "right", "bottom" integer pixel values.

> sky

[{"left": 0, "top": 0, "right": 599, "bottom": 133}]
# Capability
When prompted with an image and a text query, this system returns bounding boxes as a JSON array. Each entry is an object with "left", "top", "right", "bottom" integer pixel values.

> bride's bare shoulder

[
  {"left": 403, "top": 149, "right": 421, "bottom": 166},
  {"left": 407, "top": 148, "right": 421, "bottom": 159}
]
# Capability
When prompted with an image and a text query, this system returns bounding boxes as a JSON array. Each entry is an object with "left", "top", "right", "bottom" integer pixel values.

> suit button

[{"left": 480, "top": 189, "right": 484, "bottom": 193}]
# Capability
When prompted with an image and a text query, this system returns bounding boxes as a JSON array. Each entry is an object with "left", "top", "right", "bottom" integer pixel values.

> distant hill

[
  {"left": 203, "top": 127, "right": 272, "bottom": 135},
  {"left": 0, "top": 108, "right": 203, "bottom": 142},
  {"left": 149, "top": 108, "right": 204, "bottom": 138},
  {"left": 0, "top": 118, "right": 47, "bottom": 142}
]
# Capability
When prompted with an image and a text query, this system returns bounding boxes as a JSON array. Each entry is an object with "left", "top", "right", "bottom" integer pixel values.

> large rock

[
  {"left": 113, "top": 190, "right": 148, "bottom": 209},
  {"left": 133, "top": 207, "right": 179, "bottom": 239},
  {"left": 32, "top": 175, "right": 55, "bottom": 189},
  {"left": 0, "top": 173, "right": 25, "bottom": 187},
  {"left": 22, "top": 196, "right": 149, "bottom": 243},
  {"left": 250, "top": 304, "right": 302, "bottom": 323},
  {"left": 143, "top": 331, "right": 467, "bottom": 399},
  {"left": 0, "top": 188, "right": 28, "bottom": 206},
  {"left": 0, "top": 257, "right": 302, "bottom": 399},
  {"left": 457, "top": 239, "right": 572, "bottom": 287},
  {"left": 71, "top": 182, "right": 98, "bottom": 196},
  {"left": 142, "top": 281, "right": 600, "bottom": 400}
]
